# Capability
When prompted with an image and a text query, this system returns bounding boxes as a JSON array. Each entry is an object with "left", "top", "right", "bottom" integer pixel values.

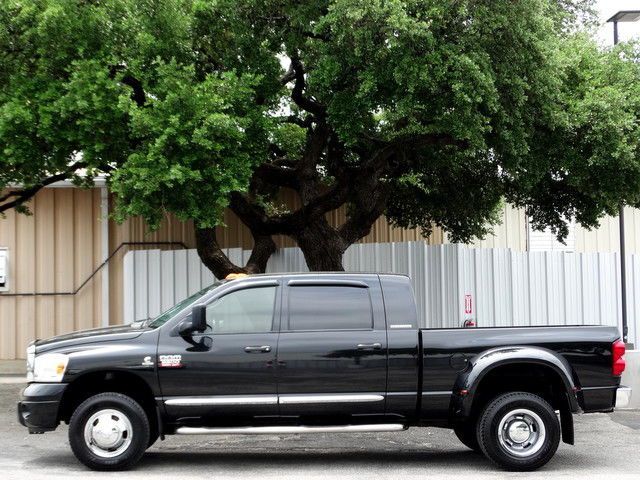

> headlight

[
  {"left": 31, "top": 353, "right": 69, "bottom": 383},
  {"left": 26, "top": 345, "right": 35, "bottom": 382}
]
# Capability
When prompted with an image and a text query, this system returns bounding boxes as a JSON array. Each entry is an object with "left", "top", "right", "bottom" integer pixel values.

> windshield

[{"left": 147, "top": 282, "right": 220, "bottom": 328}]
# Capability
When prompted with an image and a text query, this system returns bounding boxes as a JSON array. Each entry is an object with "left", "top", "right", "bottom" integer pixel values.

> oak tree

[{"left": 2, "top": 0, "right": 639, "bottom": 277}]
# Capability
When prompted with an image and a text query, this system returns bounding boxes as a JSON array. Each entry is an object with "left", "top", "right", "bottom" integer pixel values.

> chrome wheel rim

[
  {"left": 497, "top": 408, "right": 546, "bottom": 457},
  {"left": 83, "top": 408, "right": 133, "bottom": 458}
]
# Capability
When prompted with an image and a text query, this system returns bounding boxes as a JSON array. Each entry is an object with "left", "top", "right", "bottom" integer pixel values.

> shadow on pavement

[{"left": 25, "top": 449, "right": 519, "bottom": 472}]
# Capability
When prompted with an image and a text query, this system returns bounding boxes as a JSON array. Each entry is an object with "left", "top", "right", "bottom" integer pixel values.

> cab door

[
  {"left": 276, "top": 276, "right": 388, "bottom": 418},
  {"left": 157, "top": 280, "right": 281, "bottom": 421}
]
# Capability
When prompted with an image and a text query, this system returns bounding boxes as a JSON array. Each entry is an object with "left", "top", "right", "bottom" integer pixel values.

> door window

[
  {"left": 205, "top": 286, "right": 277, "bottom": 334},
  {"left": 287, "top": 286, "right": 373, "bottom": 331}
]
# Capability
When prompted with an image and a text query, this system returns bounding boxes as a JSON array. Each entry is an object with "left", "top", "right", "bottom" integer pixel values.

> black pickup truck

[{"left": 18, "top": 273, "right": 628, "bottom": 471}]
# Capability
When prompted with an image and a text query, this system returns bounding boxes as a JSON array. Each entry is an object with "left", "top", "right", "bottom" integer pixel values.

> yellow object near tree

[{"left": 225, "top": 273, "right": 249, "bottom": 280}]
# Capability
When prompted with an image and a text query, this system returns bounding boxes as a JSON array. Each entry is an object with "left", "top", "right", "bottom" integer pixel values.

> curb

[
  {"left": 0, "top": 375, "right": 25, "bottom": 384},
  {"left": 0, "top": 360, "right": 26, "bottom": 375}
]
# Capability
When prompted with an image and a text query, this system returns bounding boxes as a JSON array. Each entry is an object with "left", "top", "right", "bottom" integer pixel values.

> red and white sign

[
  {"left": 159, "top": 354, "right": 183, "bottom": 368},
  {"left": 464, "top": 294, "right": 473, "bottom": 315}
]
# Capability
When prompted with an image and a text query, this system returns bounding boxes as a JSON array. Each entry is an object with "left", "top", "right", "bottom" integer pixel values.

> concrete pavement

[{"left": 2, "top": 381, "right": 639, "bottom": 479}]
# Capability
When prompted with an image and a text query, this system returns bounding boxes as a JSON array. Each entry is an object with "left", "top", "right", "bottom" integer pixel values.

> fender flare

[{"left": 450, "top": 345, "right": 579, "bottom": 419}]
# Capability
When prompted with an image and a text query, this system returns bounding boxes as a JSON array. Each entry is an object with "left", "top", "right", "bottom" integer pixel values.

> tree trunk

[
  {"left": 244, "top": 233, "right": 277, "bottom": 273},
  {"left": 195, "top": 227, "right": 276, "bottom": 279},
  {"left": 292, "top": 219, "right": 347, "bottom": 271}
]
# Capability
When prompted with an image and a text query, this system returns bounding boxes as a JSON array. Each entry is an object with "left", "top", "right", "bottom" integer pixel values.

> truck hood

[{"left": 34, "top": 324, "right": 147, "bottom": 353}]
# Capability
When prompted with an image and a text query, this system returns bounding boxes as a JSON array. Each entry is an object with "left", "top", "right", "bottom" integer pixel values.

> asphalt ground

[{"left": 1, "top": 379, "right": 639, "bottom": 479}]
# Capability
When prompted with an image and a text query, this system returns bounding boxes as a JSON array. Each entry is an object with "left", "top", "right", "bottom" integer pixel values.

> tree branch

[
  {"left": 195, "top": 226, "right": 276, "bottom": 279},
  {"left": 230, "top": 171, "right": 351, "bottom": 238},
  {"left": 253, "top": 163, "right": 299, "bottom": 189},
  {"left": 229, "top": 192, "right": 294, "bottom": 234},
  {"left": 244, "top": 233, "right": 277, "bottom": 273},
  {"left": 195, "top": 227, "right": 249, "bottom": 278},
  {"left": 280, "top": 62, "right": 296, "bottom": 85},
  {"left": 295, "top": 121, "right": 329, "bottom": 203},
  {"left": 301, "top": 30, "right": 330, "bottom": 41},
  {"left": 0, "top": 161, "right": 88, "bottom": 214},
  {"left": 338, "top": 187, "right": 389, "bottom": 244},
  {"left": 334, "top": 132, "right": 460, "bottom": 244},
  {"left": 109, "top": 65, "right": 146, "bottom": 107},
  {"left": 120, "top": 74, "right": 146, "bottom": 107},
  {"left": 224, "top": 129, "right": 465, "bottom": 257},
  {"left": 336, "top": 145, "right": 399, "bottom": 244},
  {"left": 280, "top": 114, "right": 313, "bottom": 129},
  {"left": 290, "top": 55, "right": 326, "bottom": 118}
]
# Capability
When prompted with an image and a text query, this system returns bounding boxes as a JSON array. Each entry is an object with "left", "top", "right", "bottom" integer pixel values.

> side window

[
  {"left": 287, "top": 286, "right": 373, "bottom": 331},
  {"left": 205, "top": 286, "right": 277, "bottom": 334}
]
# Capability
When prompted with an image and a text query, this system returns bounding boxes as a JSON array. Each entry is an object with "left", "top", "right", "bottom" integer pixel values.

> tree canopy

[{"left": 1, "top": 0, "right": 639, "bottom": 276}]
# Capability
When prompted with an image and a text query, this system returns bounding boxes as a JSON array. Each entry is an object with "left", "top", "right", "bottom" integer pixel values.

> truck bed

[{"left": 418, "top": 325, "right": 621, "bottom": 420}]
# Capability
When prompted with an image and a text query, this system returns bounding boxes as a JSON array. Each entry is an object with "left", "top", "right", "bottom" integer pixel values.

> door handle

[
  {"left": 244, "top": 345, "right": 272, "bottom": 353},
  {"left": 356, "top": 343, "right": 382, "bottom": 350}
]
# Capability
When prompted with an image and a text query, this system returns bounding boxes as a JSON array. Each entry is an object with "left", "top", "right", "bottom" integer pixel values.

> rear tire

[
  {"left": 476, "top": 392, "right": 560, "bottom": 471},
  {"left": 454, "top": 421, "right": 481, "bottom": 452},
  {"left": 69, "top": 392, "right": 150, "bottom": 471}
]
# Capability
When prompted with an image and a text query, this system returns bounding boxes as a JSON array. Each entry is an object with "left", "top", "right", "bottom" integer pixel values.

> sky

[{"left": 595, "top": 0, "right": 640, "bottom": 44}]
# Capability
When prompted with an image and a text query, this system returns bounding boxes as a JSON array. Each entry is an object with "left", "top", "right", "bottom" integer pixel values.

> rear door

[{"left": 276, "top": 276, "right": 388, "bottom": 417}]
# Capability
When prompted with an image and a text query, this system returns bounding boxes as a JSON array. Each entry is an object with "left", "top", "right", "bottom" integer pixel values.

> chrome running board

[{"left": 175, "top": 424, "right": 406, "bottom": 435}]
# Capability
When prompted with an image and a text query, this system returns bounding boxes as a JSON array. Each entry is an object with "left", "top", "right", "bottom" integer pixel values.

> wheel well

[
  {"left": 59, "top": 371, "right": 157, "bottom": 426},
  {"left": 469, "top": 363, "right": 571, "bottom": 418}
]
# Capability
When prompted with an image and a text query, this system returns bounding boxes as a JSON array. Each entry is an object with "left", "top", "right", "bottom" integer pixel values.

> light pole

[{"left": 607, "top": 10, "right": 640, "bottom": 346}]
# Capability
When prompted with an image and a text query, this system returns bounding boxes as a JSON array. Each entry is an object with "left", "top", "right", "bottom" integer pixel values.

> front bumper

[{"left": 17, "top": 383, "right": 68, "bottom": 433}]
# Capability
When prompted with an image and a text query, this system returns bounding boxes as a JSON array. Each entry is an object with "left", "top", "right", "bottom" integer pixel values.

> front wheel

[
  {"left": 476, "top": 392, "right": 560, "bottom": 471},
  {"left": 69, "top": 392, "right": 150, "bottom": 471}
]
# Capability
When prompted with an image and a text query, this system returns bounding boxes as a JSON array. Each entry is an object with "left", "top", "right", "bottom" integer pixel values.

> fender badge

[
  {"left": 141, "top": 356, "right": 154, "bottom": 367},
  {"left": 159, "top": 354, "right": 183, "bottom": 368}
]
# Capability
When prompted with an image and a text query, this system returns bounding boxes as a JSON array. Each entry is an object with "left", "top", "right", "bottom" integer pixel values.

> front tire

[
  {"left": 69, "top": 392, "right": 150, "bottom": 471},
  {"left": 477, "top": 392, "right": 560, "bottom": 471}
]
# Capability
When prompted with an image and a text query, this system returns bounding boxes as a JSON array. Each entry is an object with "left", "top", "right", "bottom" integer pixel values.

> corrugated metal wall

[
  {"left": 107, "top": 200, "right": 197, "bottom": 327},
  {"left": 575, "top": 207, "right": 640, "bottom": 253},
  {"left": 0, "top": 187, "right": 202, "bottom": 359},
  {"left": 123, "top": 242, "right": 638, "bottom": 346},
  {"left": 468, "top": 204, "right": 528, "bottom": 250},
  {"left": 0, "top": 189, "right": 105, "bottom": 359}
]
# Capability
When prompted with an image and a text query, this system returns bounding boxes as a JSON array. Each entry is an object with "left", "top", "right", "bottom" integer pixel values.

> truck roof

[{"left": 223, "top": 272, "right": 410, "bottom": 282}]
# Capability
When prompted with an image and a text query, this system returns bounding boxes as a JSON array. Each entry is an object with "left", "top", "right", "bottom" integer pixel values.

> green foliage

[
  {"left": 516, "top": 38, "right": 640, "bottom": 238},
  {"left": 0, "top": 0, "right": 195, "bottom": 196},
  {"left": 2, "top": 0, "right": 639, "bottom": 245},
  {"left": 0, "top": 0, "right": 270, "bottom": 227},
  {"left": 111, "top": 62, "right": 271, "bottom": 228}
]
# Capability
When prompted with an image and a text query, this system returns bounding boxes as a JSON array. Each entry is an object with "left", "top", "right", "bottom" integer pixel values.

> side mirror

[
  {"left": 178, "top": 305, "right": 207, "bottom": 336},
  {"left": 192, "top": 304, "right": 207, "bottom": 332}
]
